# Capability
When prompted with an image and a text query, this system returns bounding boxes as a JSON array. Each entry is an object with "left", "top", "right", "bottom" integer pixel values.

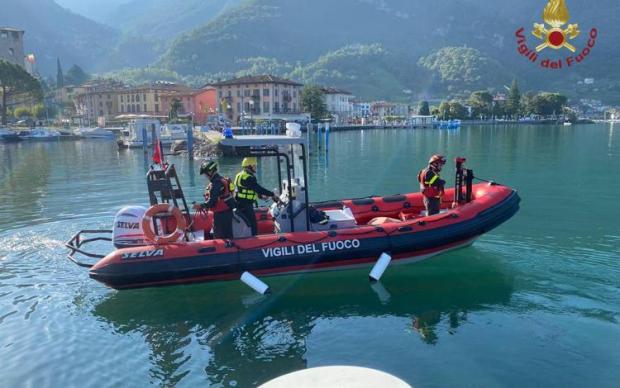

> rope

[{"left": 473, "top": 176, "right": 499, "bottom": 185}]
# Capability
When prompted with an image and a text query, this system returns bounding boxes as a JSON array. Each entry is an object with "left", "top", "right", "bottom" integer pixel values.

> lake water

[{"left": 1, "top": 124, "right": 619, "bottom": 387}]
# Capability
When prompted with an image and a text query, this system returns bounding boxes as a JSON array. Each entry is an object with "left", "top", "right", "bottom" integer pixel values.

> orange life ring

[{"left": 142, "top": 204, "right": 187, "bottom": 244}]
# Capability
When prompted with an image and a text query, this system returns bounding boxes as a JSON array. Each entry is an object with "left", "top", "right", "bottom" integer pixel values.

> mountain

[
  {"left": 0, "top": 0, "right": 169, "bottom": 74},
  {"left": 0, "top": 0, "right": 117, "bottom": 74},
  {"left": 5, "top": 0, "right": 620, "bottom": 102},
  {"left": 55, "top": 0, "right": 131, "bottom": 24},
  {"left": 286, "top": 44, "right": 420, "bottom": 101},
  {"left": 105, "top": 0, "right": 244, "bottom": 39},
  {"left": 159, "top": 0, "right": 508, "bottom": 75},
  {"left": 418, "top": 47, "right": 512, "bottom": 95},
  {"left": 157, "top": 0, "right": 620, "bottom": 102}
]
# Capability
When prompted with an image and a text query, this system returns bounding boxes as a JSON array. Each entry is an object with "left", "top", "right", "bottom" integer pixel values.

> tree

[
  {"left": 506, "top": 79, "right": 521, "bottom": 119},
  {"left": 64, "top": 65, "right": 89, "bottom": 86},
  {"left": 529, "top": 93, "right": 567, "bottom": 116},
  {"left": 0, "top": 60, "right": 43, "bottom": 125},
  {"left": 14, "top": 106, "right": 31, "bottom": 119},
  {"left": 300, "top": 85, "right": 328, "bottom": 120},
  {"left": 467, "top": 90, "right": 493, "bottom": 118},
  {"left": 563, "top": 107, "right": 578, "bottom": 123},
  {"left": 438, "top": 101, "right": 450, "bottom": 120},
  {"left": 493, "top": 101, "right": 507, "bottom": 119},
  {"left": 417, "top": 100, "right": 430, "bottom": 115},
  {"left": 31, "top": 103, "right": 47, "bottom": 119},
  {"left": 56, "top": 58, "right": 64, "bottom": 88},
  {"left": 521, "top": 92, "right": 536, "bottom": 117},
  {"left": 448, "top": 101, "right": 468, "bottom": 119}
]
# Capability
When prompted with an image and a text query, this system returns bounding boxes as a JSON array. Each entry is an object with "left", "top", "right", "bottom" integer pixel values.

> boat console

[{"left": 220, "top": 134, "right": 312, "bottom": 234}]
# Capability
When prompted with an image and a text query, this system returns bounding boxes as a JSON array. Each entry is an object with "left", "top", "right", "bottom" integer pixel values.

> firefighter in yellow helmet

[
  {"left": 234, "top": 157, "right": 279, "bottom": 235},
  {"left": 418, "top": 154, "right": 447, "bottom": 216}
]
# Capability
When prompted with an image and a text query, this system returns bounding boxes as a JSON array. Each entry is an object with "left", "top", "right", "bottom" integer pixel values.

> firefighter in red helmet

[
  {"left": 418, "top": 154, "right": 447, "bottom": 216},
  {"left": 193, "top": 160, "right": 236, "bottom": 239}
]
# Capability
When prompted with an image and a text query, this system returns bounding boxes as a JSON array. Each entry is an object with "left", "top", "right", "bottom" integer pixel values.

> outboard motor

[{"left": 112, "top": 206, "right": 147, "bottom": 248}]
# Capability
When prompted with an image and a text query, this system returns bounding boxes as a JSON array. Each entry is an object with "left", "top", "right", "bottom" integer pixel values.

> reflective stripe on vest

[
  {"left": 426, "top": 174, "right": 439, "bottom": 185},
  {"left": 418, "top": 168, "right": 440, "bottom": 185},
  {"left": 418, "top": 168, "right": 442, "bottom": 198},
  {"left": 234, "top": 170, "right": 258, "bottom": 201}
]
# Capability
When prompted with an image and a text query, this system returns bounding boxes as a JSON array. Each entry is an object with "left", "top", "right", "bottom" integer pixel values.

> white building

[
  {"left": 321, "top": 87, "right": 354, "bottom": 124},
  {"left": 352, "top": 101, "right": 371, "bottom": 118},
  {"left": 392, "top": 103, "right": 410, "bottom": 117}
]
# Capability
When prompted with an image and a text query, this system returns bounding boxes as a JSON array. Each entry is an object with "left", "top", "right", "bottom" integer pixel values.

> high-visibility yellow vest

[{"left": 234, "top": 170, "right": 258, "bottom": 201}]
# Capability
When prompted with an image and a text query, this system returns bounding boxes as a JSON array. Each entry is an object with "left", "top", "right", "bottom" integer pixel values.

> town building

[
  {"left": 352, "top": 101, "right": 371, "bottom": 118},
  {"left": 74, "top": 80, "right": 209, "bottom": 124},
  {"left": 74, "top": 79, "right": 126, "bottom": 123},
  {"left": 370, "top": 101, "right": 395, "bottom": 118},
  {"left": 493, "top": 93, "right": 507, "bottom": 103},
  {"left": 117, "top": 81, "right": 197, "bottom": 118},
  {"left": 321, "top": 87, "right": 354, "bottom": 123},
  {"left": 370, "top": 101, "right": 410, "bottom": 119},
  {"left": 192, "top": 86, "right": 217, "bottom": 124},
  {"left": 0, "top": 27, "right": 25, "bottom": 68},
  {"left": 56, "top": 85, "right": 86, "bottom": 116},
  {"left": 391, "top": 103, "right": 410, "bottom": 117},
  {"left": 211, "top": 75, "right": 304, "bottom": 123}
]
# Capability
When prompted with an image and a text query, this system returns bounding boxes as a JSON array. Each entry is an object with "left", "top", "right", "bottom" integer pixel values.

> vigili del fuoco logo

[{"left": 515, "top": 0, "right": 598, "bottom": 69}]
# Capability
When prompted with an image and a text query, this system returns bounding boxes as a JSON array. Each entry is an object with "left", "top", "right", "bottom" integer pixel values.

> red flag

[{"left": 153, "top": 138, "right": 162, "bottom": 164}]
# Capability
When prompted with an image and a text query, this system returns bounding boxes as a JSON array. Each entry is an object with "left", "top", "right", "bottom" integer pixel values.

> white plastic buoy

[
  {"left": 259, "top": 366, "right": 411, "bottom": 388},
  {"left": 241, "top": 271, "right": 271, "bottom": 294},
  {"left": 370, "top": 281, "right": 391, "bottom": 305},
  {"left": 369, "top": 252, "right": 392, "bottom": 282}
]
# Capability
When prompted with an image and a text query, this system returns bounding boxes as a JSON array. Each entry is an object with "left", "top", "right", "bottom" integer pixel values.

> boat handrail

[{"left": 65, "top": 229, "right": 112, "bottom": 268}]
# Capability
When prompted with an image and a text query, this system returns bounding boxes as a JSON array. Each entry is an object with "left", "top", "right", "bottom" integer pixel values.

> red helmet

[{"left": 428, "top": 154, "right": 446, "bottom": 165}]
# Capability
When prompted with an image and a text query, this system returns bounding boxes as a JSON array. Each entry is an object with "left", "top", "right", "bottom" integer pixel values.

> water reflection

[
  {"left": 609, "top": 122, "right": 615, "bottom": 154},
  {"left": 0, "top": 144, "right": 51, "bottom": 230},
  {"left": 91, "top": 254, "right": 513, "bottom": 386}
]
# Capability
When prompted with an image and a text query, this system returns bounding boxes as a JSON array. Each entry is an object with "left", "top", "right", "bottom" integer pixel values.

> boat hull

[
  {"left": 89, "top": 184, "right": 520, "bottom": 290},
  {"left": 0, "top": 134, "right": 21, "bottom": 142}
]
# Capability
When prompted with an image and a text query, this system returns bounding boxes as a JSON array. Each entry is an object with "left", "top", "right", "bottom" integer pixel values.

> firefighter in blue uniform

[{"left": 418, "top": 154, "right": 447, "bottom": 216}]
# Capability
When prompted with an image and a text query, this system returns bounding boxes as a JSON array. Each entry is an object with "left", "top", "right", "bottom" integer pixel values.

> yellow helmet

[{"left": 242, "top": 157, "right": 257, "bottom": 168}]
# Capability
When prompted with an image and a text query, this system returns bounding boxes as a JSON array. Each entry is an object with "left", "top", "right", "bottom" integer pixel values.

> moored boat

[
  {"left": 0, "top": 128, "right": 21, "bottom": 142},
  {"left": 74, "top": 127, "right": 116, "bottom": 139},
  {"left": 117, "top": 117, "right": 162, "bottom": 148},
  {"left": 160, "top": 123, "right": 188, "bottom": 145},
  {"left": 67, "top": 135, "right": 520, "bottom": 290},
  {"left": 19, "top": 128, "right": 61, "bottom": 140}
]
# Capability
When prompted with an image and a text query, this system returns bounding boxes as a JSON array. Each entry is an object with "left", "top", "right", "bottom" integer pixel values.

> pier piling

[
  {"left": 187, "top": 126, "right": 194, "bottom": 159},
  {"left": 142, "top": 127, "right": 148, "bottom": 153}
]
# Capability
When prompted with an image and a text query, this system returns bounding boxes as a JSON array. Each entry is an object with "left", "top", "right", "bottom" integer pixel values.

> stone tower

[{"left": 0, "top": 27, "right": 25, "bottom": 68}]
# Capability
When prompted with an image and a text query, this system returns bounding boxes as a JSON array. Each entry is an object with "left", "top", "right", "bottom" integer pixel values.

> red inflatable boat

[{"left": 66, "top": 136, "right": 520, "bottom": 290}]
